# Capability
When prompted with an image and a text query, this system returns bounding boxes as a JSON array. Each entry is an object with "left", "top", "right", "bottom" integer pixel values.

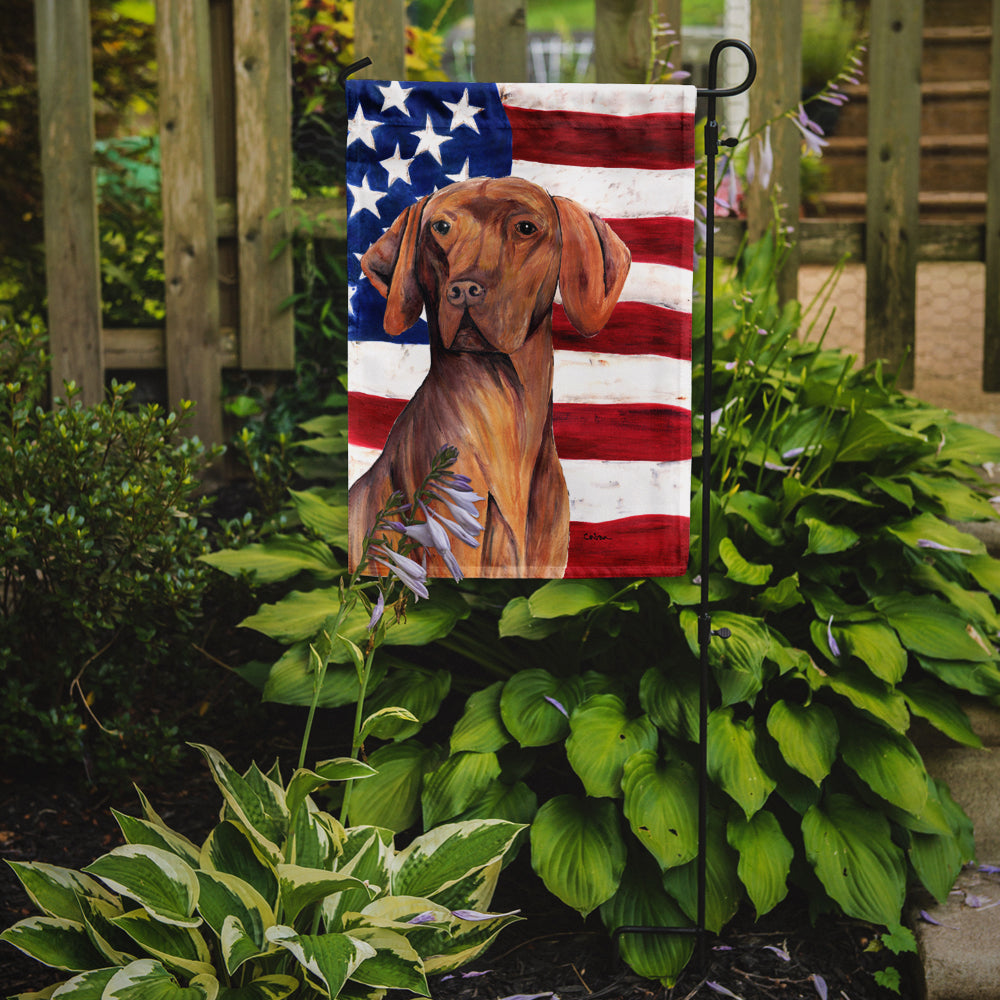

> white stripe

[
  {"left": 511, "top": 161, "right": 694, "bottom": 219},
  {"left": 563, "top": 459, "right": 691, "bottom": 521},
  {"left": 349, "top": 445, "right": 381, "bottom": 487},
  {"left": 349, "top": 342, "right": 691, "bottom": 408},
  {"left": 499, "top": 82, "right": 697, "bottom": 118},
  {"left": 555, "top": 263, "right": 691, "bottom": 314}
]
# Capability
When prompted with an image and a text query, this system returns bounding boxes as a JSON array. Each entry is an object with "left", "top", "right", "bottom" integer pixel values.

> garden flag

[{"left": 347, "top": 81, "right": 696, "bottom": 579}]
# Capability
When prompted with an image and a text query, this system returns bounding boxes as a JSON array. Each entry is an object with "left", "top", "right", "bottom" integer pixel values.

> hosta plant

[{"left": 1, "top": 744, "right": 523, "bottom": 999}]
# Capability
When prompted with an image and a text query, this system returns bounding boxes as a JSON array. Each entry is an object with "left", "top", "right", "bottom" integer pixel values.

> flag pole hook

[
  {"left": 612, "top": 37, "right": 755, "bottom": 976},
  {"left": 338, "top": 57, "right": 373, "bottom": 90}
]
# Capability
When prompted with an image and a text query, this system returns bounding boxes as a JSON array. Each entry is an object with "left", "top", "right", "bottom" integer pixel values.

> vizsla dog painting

[{"left": 347, "top": 82, "right": 697, "bottom": 579}]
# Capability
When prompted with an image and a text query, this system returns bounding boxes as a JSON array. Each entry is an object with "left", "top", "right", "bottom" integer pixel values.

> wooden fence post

[
  {"left": 746, "top": 0, "right": 801, "bottom": 306},
  {"left": 474, "top": 0, "right": 527, "bottom": 82},
  {"left": 864, "top": 0, "right": 923, "bottom": 389},
  {"left": 34, "top": 0, "right": 104, "bottom": 405},
  {"left": 983, "top": 0, "right": 1000, "bottom": 390},
  {"left": 594, "top": 0, "right": 653, "bottom": 84},
  {"left": 354, "top": 0, "right": 406, "bottom": 79},
  {"left": 157, "top": 0, "right": 223, "bottom": 445},
  {"left": 233, "top": 0, "right": 294, "bottom": 370}
]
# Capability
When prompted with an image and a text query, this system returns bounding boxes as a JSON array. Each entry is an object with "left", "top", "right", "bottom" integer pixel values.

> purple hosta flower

[
  {"left": 451, "top": 908, "right": 521, "bottom": 921},
  {"left": 812, "top": 974, "right": 828, "bottom": 1000},
  {"left": 979, "top": 864, "right": 1000, "bottom": 874},
  {"left": 747, "top": 124, "right": 774, "bottom": 191},
  {"left": 919, "top": 909, "right": 958, "bottom": 929},
  {"left": 792, "top": 104, "right": 829, "bottom": 157},
  {"left": 707, "top": 983, "right": 742, "bottom": 999},
  {"left": 367, "top": 590, "right": 385, "bottom": 631},
  {"left": 370, "top": 545, "right": 429, "bottom": 600},
  {"left": 763, "top": 944, "right": 791, "bottom": 962},
  {"left": 407, "top": 502, "right": 464, "bottom": 581},
  {"left": 827, "top": 615, "right": 842, "bottom": 657},
  {"left": 441, "top": 970, "right": 493, "bottom": 981},
  {"left": 715, "top": 157, "right": 741, "bottom": 216},
  {"left": 544, "top": 695, "right": 569, "bottom": 718},
  {"left": 917, "top": 538, "right": 973, "bottom": 555},
  {"left": 432, "top": 481, "right": 484, "bottom": 530},
  {"left": 407, "top": 911, "right": 438, "bottom": 925}
]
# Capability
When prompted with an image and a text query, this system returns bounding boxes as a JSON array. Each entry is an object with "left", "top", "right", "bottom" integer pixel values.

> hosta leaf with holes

[
  {"left": 765, "top": 700, "right": 838, "bottom": 786},
  {"left": 565, "top": 695, "right": 658, "bottom": 798},
  {"left": 421, "top": 751, "right": 502, "bottom": 828},
  {"left": 838, "top": 718, "right": 929, "bottom": 817},
  {"left": 83, "top": 846, "right": 200, "bottom": 928},
  {"left": 621, "top": 751, "right": 699, "bottom": 871},
  {"left": 875, "top": 594, "right": 995, "bottom": 662},
  {"left": 600, "top": 852, "right": 694, "bottom": 987},
  {"left": 802, "top": 793, "right": 906, "bottom": 926},
  {"left": 639, "top": 664, "right": 699, "bottom": 742},
  {"left": 102, "top": 959, "right": 218, "bottom": 1000},
  {"left": 4, "top": 862, "right": 118, "bottom": 923},
  {"left": 529, "top": 795, "right": 626, "bottom": 917},
  {"left": 450, "top": 681, "right": 511, "bottom": 754},
  {"left": 264, "top": 926, "right": 375, "bottom": 997},
  {"left": 347, "top": 740, "right": 442, "bottom": 832},
  {"left": 499, "top": 670, "right": 585, "bottom": 747},
  {"left": 199, "top": 822, "right": 278, "bottom": 910},
  {"left": 0, "top": 916, "right": 107, "bottom": 972},
  {"left": 707, "top": 707, "right": 776, "bottom": 818},
  {"left": 345, "top": 926, "right": 429, "bottom": 995},
  {"left": 727, "top": 810, "right": 793, "bottom": 918}
]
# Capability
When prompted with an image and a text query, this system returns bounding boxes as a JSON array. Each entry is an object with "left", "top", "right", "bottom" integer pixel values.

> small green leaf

[
  {"left": 803, "top": 517, "right": 859, "bottom": 555},
  {"left": 527, "top": 579, "right": 617, "bottom": 618},
  {"left": 362, "top": 666, "right": 451, "bottom": 740},
  {"left": 497, "top": 596, "right": 564, "bottom": 639},
  {"left": 718, "top": 537, "right": 772, "bottom": 585},
  {"left": 450, "top": 682, "right": 511, "bottom": 754},
  {"left": 360, "top": 706, "right": 421, "bottom": 742}
]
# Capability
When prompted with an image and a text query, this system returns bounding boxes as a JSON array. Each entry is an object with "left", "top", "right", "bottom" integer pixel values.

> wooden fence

[{"left": 33, "top": 0, "right": 1000, "bottom": 445}]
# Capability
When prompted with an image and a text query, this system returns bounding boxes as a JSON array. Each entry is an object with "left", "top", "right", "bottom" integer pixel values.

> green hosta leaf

[
  {"left": 421, "top": 751, "right": 502, "bottom": 828},
  {"left": 362, "top": 667, "right": 451, "bottom": 740},
  {"left": 499, "top": 670, "right": 584, "bottom": 747},
  {"left": 802, "top": 793, "right": 906, "bottom": 926},
  {"left": 707, "top": 708, "right": 776, "bottom": 818},
  {"left": 216, "top": 975, "right": 299, "bottom": 1000},
  {"left": 967, "top": 553, "right": 1000, "bottom": 597},
  {"left": 874, "top": 594, "right": 995, "bottom": 662},
  {"left": 808, "top": 660, "right": 910, "bottom": 732},
  {"left": 803, "top": 517, "right": 859, "bottom": 556},
  {"left": 718, "top": 537, "right": 772, "bottom": 586},
  {"left": 911, "top": 562, "right": 1000, "bottom": 633},
  {"left": 755, "top": 573, "right": 804, "bottom": 614},
  {"left": 347, "top": 740, "right": 441, "bottom": 832},
  {"left": 0, "top": 916, "right": 107, "bottom": 971},
  {"left": 450, "top": 682, "right": 511, "bottom": 754},
  {"left": 886, "top": 512, "right": 985, "bottom": 556},
  {"left": 906, "top": 472, "right": 998, "bottom": 522},
  {"left": 103, "top": 959, "right": 218, "bottom": 1000},
  {"left": 261, "top": 643, "right": 386, "bottom": 709},
  {"left": 4, "top": 862, "right": 118, "bottom": 923},
  {"left": 530, "top": 795, "right": 626, "bottom": 917},
  {"left": 527, "top": 579, "right": 617, "bottom": 618},
  {"left": 199, "top": 822, "right": 278, "bottom": 910},
  {"left": 835, "top": 621, "right": 907, "bottom": 684},
  {"left": 661, "top": 810, "right": 741, "bottom": 933},
  {"left": 916, "top": 655, "right": 1000, "bottom": 697},
  {"left": 765, "top": 700, "right": 838, "bottom": 786},
  {"left": 83, "top": 846, "right": 200, "bottom": 928},
  {"left": 935, "top": 421, "right": 1000, "bottom": 464},
  {"left": 566, "top": 695, "right": 658, "bottom": 799},
  {"left": 839, "top": 718, "right": 929, "bottom": 816},
  {"left": 393, "top": 820, "right": 524, "bottom": 901},
  {"left": 599, "top": 853, "right": 694, "bottom": 987},
  {"left": 112, "top": 812, "right": 201, "bottom": 868},
  {"left": 866, "top": 474, "right": 914, "bottom": 509},
  {"left": 901, "top": 680, "right": 982, "bottom": 748},
  {"left": 277, "top": 865, "right": 374, "bottom": 925},
  {"left": 346, "top": 926, "right": 428, "bottom": 994},
  {"left": 288, "top": 488, "right": 348, "bottom": 546},
  {"left": 195, "top": 871, "right": 273, "bottom": 974},
  {"left": 724, "top": 490, "right": 784, "bottom": 545},
  {"left": 639, "top": 664, "right": 699, "bottom": 742},
  {"left": 909, "top": 827, "right": 966, "bottom": 905},
  {"left": 265, "top": 926, "right": 375, "bottom": 997},
  {"left": 200, "top": 536, "right": 342, "bottom": 584},
  {"left": 835, "top": 410, "right": 927, "bottom": 463},
  {"left": 453, "top": 779, "right": 538, "bottom": 827},
  {"left": 680, "top": 610, "right": 770, "bottom": 706},
  {"left": 621, "top": 751, "right": 699, "bottom": 871},
  {"left": 111, "top": 908, "right": 214, "bottom": 978},
  {"left": 497, "top": 596, "right": 565, "bottom": 639},
  {"left": 727, "top": 811, "right": 793, "bottom": 918}
]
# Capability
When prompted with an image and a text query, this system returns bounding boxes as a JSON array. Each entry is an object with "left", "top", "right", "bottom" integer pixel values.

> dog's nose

[{"left": 447, "top": 280, "right": 485, "bottom": 307}]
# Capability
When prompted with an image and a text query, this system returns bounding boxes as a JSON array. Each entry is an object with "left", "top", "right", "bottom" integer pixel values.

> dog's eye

[
  {"left": 515, "top": 221, "right": 538, "bottom": 236},
  {"left": 431, "top": 220, "right": 451, "bottom": 236}
]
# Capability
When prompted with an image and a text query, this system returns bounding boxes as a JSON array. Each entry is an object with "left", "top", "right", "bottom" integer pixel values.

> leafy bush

[
  {"left": 2, "top": 744, "right": 523, "bottom": 998},
  {"left": 0, "top": 317, "right": 220, "bottom": 783}
]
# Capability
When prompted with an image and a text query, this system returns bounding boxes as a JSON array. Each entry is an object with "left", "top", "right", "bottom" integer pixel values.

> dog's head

[{"left": 361, "top": 176, "right": 631, "bottom": 354}]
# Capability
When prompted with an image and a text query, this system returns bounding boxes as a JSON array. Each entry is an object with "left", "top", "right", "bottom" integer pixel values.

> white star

[
  {"left": 347, "top": 104, "right": 379, "bottom": 149},
  {"left": 446, "top": 158, "right": 472, "bottom": 183},
  {"left": 348, "top": 283, "right": 357, "bottom": 316},
  {"left": 443, "top": 89, "right": 483, "bottom": 133},
  {"left": 411, "top": 115, "right": 452, "bottom": 164},
  {"left": 378, "top": 80, "right": 411, "bottom": 115},
  {"left": 380, "top": 144, "right": 414, "bottom": 187},
  {"left": 348, "top": 174, "right": 387, "bottom": 218}
]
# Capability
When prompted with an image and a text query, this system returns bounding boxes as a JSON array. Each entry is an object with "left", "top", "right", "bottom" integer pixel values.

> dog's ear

[
  {"left": 361, "top": 196, "right": 428, "bottom": 336},
  {"left": 554, "top": 196, "right": 631, "bottom": 337}
]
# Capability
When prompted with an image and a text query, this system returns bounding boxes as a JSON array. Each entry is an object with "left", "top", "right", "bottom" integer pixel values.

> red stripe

[
  {"left": 565, "top": 514, "right": 690, "bottom": 578},
  {"left": 606, "top": 217, "right": 694, "bottom": 267},
  {"left": 506, "top": 106, "right": 695, "bottom": 171},
  {"left": 553, "top": 301, "right": 691, "bottom": 360},
  {"left": 349, "top": 394, "right": 691, "bottom": 460}
]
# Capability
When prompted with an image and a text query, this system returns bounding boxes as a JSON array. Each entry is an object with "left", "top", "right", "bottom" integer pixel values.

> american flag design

[{"left": 346, "top": 81, "right": 695, "bottom": 578}]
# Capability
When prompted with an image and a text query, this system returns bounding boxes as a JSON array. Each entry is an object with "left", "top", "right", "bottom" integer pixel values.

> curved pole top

[{"left": 697, "top": 39, "right": 756, "bottom": 99}]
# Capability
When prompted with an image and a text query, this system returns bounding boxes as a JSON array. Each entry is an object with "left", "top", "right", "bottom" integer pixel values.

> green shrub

[{"left": 0, "top": 317, "right": 220, "bottom": 783}]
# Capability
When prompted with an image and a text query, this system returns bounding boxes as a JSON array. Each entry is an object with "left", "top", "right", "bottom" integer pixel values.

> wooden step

[
  {"left": 922, "top": 0, "right": 992, "bottom": 28},
  {"left": 922, "top": 25, "right": 993, "bottom": 83},
  {"left": 812, "top": 189, "right": 987, "bottom": 222}
]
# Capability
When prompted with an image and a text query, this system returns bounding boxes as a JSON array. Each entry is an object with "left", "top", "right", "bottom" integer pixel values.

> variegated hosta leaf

[
  {"left": 450, "top": 681, "right": 511, "bottom": 754},
  {"left": 46, "top": 966, "right": 118, "bottom": 997},
  {"left": 566, "top": 695, "right": 658, "bottom": 798},
  {"left": 285, "top": 760, "right": 375, "bottom": 823},
  {"left": 195, "top": 871, "right": 274, "bottom": 973},
  {"left": 345, "top": 926, "right": 429, "bottom": 995},
  {"left": 499, "top": 669, "right": 585, "bottom": 747},
  {"left": 77, "top": 894, "right": 136, "bottom": 966},
  {"left": 621, "top": 751, "right": 699, "bottom": 871},
  {"left": 726, "top": 810, "right": 793, "bottom": 918},
  {"left": 420, "top": 751, "right": 501, "bottom": 829},
  {"left": 529, "top": 795, "right": 626, "bottom": 917},
  {"left": 265, "top": 926, "right": 376, "bottom": 997},
  {"left": 102, "top": 958, "right": 218, "bottom": 999},
  {"left": 323, "top": 829, "right": 393, "bottom": 931},
  {"left": 200, "top": 822, "right": 278, "bottom": 910},
  {"left": 214, "top": 974, "right": 300, "bottom": 1000},
  {"left": 422, "top": 907, "right": 522, "bottom": 975},
  {"left": 765, "top": 700, "right": 838, "bottom": 786},
  {"left": 110, "top": 908, "right": 214, "bottom": 978},
  {"left": 112, "top": 810, "right": 202, "bottom": 868},
  {"left": 802, "top": 793, "right": 906, "bottom": 926},
  {"left": 288, "top": 801, "right": 343, "bottom": 870},
  {"left": 391, "top": 820, "right": 524, "bottom": 901},
  {"left": 276, "top": 864, "right": 375, "bottom": 925},
  {"left": 599, "top": 854, "right": 694, "bottom": 987},
  {"left": 83, "top": 846, "right": 200, "bottom": 928},
  {"left": 706, "top": 707, "right": 776, "bottom": 819},
  {"left": 424, "top": 859, "right": 501, "bottom": 916},
  {"left": 0, "top": 916, "right": 107, "bottom": 971},
  {"left": 4, "top": 861, "right": 118, "bottom": 922}
]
